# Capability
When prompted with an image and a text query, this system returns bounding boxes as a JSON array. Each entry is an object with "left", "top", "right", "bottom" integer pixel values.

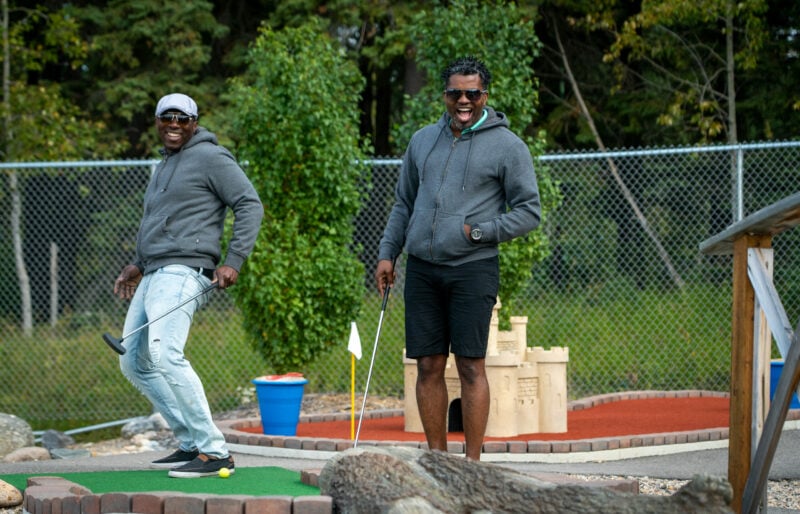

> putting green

[{"left": 1, "top": 466, "right": 319, "bottom": 497}]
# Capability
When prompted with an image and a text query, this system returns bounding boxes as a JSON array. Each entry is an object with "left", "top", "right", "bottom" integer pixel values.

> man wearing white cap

[{"left": 112, "top": 93, "right": 263, "bottom": 478}]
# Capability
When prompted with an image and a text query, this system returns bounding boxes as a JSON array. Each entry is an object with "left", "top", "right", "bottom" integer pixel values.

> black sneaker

[
  {"left": 168, "top": 453, "right": 235, "bottom": 478},
  {"left": 150, "top": 448, "right": 199, "bottom": 469}
]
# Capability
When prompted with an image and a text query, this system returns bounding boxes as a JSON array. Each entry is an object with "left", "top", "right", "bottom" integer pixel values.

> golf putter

[
  {"left": 354, "top": 260, "right": 395, "bottom": 447},
  {"left": 103, "top": 281, "right": 218, "bottom": 355}
]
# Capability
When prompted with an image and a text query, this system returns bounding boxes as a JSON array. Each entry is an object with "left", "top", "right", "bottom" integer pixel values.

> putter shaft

[
  {"left": 103, "top": 282, "right": 218, "bottom": 355},
  {"left": 354, "top": 283, "right": 392, "bottom": 446}
]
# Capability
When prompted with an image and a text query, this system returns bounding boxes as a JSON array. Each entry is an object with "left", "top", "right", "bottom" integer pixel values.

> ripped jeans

[{"left": 119, "top": 265, "right": 227, "bottom": 458}]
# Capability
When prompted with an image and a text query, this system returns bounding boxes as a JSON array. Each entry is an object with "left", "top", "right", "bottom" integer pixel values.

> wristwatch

[{"left": 470, "top": 225, "right": 483, "bottom": 242}]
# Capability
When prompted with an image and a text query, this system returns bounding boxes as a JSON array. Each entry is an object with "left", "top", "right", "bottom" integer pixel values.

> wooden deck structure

[{"left": 700, "top": 191, "right": 800, "bottom": 513}]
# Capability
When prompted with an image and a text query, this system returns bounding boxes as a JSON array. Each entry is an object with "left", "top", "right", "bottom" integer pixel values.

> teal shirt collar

[{"left": 462, "top": 108, "right": 489, "bottom": 134}]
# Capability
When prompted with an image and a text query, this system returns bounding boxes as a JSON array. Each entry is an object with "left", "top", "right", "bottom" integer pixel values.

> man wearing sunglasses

[
  {"left": 112, "top": 93, "right": 263, "bottom": 477},
  {"left": 375, "top": 57, "right": 541, "bottom": 461}
]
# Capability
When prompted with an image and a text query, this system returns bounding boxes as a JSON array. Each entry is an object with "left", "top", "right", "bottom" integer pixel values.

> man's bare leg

[
  {"left": 455, "top": 355, "right": 489, "bottom": 460},
  {"left": 415, "top": 354, "right": 449, "bottom": 452}
]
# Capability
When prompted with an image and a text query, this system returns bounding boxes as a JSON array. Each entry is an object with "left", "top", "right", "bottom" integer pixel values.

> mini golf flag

[{"left": 348, "top": 321, "right": 362, "bottom": 360}]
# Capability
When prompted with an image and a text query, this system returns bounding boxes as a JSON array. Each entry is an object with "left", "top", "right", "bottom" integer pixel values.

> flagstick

[{"left": 350, "top": 353, "right": 356, "bottom": 439}]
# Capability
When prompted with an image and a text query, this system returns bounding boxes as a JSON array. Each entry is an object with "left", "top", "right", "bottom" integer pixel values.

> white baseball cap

[{"left": 155, "top": 93, "right": 198, "bottom": 118}]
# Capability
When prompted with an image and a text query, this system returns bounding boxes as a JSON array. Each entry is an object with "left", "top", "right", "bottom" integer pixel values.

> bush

[{"left": 229, "top": 21, "right": 371, "bottom": 373}]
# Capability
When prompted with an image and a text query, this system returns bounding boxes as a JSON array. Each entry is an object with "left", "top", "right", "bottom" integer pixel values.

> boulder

[
  {"left": 0, "top": 479, "right": 23, "bottom": 508},
  {"left": 2, "top": 446, "right": 50, "bottom": 463},
  {"left": 319, "top": 446, "right": 734, "bottom": 514},
  {"left": 0, "top": 413, "right": 34, "bottom": 459},
  {"left": 41, "top": 429, "right": 74, "bottom": 450},
  {"left": 121, "top": 412, "right": 168, "bottom": 439}
]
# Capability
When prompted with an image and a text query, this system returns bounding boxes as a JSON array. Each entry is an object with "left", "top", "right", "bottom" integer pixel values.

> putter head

[{"left": 102, "top": 333, "right": 127, "bottom": 355}]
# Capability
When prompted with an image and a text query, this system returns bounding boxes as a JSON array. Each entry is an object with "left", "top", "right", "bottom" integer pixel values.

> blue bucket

[
  {"left": 769, "top": 361, "right": 800, "bottom": 410},
  {"left": 252, "top": 373, "right": 308, "bottom": 436}
]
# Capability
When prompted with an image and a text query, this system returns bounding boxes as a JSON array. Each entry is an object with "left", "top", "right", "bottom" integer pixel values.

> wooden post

[
  {"left": 728, "top": 234, "right": 770, "bottom": 512},
  {"left": 700, "top": 192, "right": 800, "bottom": 513}
]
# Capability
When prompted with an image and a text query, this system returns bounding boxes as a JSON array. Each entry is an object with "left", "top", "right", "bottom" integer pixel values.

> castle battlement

[{"left": 404, "top": 298, "right": 569, "bottom": 437}]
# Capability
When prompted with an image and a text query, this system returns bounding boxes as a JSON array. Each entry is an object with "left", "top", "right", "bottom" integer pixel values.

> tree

[
  {"left": 1, "top": 1, "right": 109, "bottom": 334},
  {"left": 229, "top": 20, "right": 370, "bottom": 373},
  {"left": 529, "top": 0, "right": 791, "bottom": 290},
  {"left": 395, "top": 0, "right": 561, "bottom": 324},
  {"left": 532, "top": 0, "right": 800, "bottom": 148},
  {"left": 550, "top": 19, "right": 685, "bottom": 289},
  {"left": 259, "top": 0, "right": 429, "bottom": 156},
  {"left": 583, "top": 0, "right": 768, "bottom": 145},
  {"left": 76, "top": 0, "right": 229, "bottom": 155}
]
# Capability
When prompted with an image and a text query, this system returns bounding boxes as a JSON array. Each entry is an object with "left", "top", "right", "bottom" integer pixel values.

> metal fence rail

[{"left": 2, "top": 141, "right": 799, "bottom": 426}]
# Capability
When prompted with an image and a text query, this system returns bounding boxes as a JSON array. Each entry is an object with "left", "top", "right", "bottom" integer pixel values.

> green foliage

[
  {"left": 527, "top": 282, "right": 732, "bottom": 397},
  {"left": 6, "top": 3, "right": 88, "bottom": 74},
  {"left": 229, "top": 21, "right": 370, "bottom": 373},
  {"left": 77, "top": 0, "right": 229, "bottom": 153},
  {"left": 590, "top": 0, "right": 769, "bottom": 142},
  {"left": 3, "top": 82, "right": 123, "bottom": 160},
  {"left": 392, "top": 0, "right": 561, "bottom": 324},
  {"left": 2, "top": 3, "right": 118, "bottom": 160},
  {"left": 395, "top": 0, "right": 542, "bottom": 147}
]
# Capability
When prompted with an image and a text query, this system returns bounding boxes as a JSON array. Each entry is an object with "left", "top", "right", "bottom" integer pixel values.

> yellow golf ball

[{"left": 218, "top": 467, "right": 230, "bottom": 478}]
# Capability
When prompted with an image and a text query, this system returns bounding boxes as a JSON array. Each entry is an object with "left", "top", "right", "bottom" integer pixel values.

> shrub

[{"left": 229, "top": 21, "right": 370, "bottom": 373}]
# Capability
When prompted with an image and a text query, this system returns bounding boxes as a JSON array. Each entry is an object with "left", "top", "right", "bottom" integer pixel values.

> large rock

[
  {"left": 0, "top": 413, "right": 34, "bottom": 459},
  {"left": 40, "top": 429, "right": 74, "bottom": 450},
  {"left": 0, "top": 479, "right": 22, "bottom": 508},
  {"left": 2, "top": 446, "right": 50, "bottom": 463},
  {"left": 319, "top": 447, "right": 734, "bottom": 514},
  {"left": 121, "top": 412, "right": 169, "bottom": 438}
]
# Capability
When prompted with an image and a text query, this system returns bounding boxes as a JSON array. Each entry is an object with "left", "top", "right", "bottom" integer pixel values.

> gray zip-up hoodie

[
  {"left": 135, "top": 127, "right": 263, "bottom": 274},
  {"left": 378, "top": 107, "right": 540, "bottom": 266}
]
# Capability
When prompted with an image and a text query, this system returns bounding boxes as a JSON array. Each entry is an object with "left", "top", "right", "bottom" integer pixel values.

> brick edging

[
  {"left": 23, "top": 475, "right": 332, "bottom": 514},
  {"left": 220, "top": 389, "right": 766, "bottom": 456}
]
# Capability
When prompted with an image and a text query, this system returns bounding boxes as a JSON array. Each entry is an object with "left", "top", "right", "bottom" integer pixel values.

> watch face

[{"left": 471, "top": 228, "right": 482, "bottom": 240}]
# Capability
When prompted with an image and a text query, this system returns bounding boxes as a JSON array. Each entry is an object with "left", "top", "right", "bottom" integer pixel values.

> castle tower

[{"left": 403, "top": 298, "right": 568, "bottom": 437}]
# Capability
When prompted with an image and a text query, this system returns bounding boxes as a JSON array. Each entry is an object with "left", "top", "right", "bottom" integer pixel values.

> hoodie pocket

[
  {"left": 137, "top": 214, "right": 177, "bottom": 259},
  {"left": 430, "top": 211, "right": 473, "bottom": 260},
  {"left": 404, "top": 208, "right": 434, "bottom": 257}
]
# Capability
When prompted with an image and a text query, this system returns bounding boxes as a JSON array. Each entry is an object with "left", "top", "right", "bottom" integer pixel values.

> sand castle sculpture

[{"left": 403, "top": 299, "right": 569, "bottom": 437}]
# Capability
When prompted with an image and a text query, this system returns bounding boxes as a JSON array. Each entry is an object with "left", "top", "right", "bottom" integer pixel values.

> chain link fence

[{"left": 2, "top": 141, "right": 800, "bottom": 428}]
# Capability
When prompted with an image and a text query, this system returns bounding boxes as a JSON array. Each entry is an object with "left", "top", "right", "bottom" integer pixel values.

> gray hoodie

[
  {"left": 135, "top": 127, "right": 263, "bottom": 274},
  {"left": 378, "top": 107, "right": 540, "bottom": 266}
]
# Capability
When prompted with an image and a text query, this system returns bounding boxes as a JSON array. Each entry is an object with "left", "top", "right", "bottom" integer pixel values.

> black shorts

[{"left": 404, "top": 255, "right": 499, "bottom": 359}]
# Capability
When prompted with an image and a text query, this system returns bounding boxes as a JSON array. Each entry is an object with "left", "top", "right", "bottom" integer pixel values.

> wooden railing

[{"left": 699, "top": 191, "right": 800, "bottom": 513}]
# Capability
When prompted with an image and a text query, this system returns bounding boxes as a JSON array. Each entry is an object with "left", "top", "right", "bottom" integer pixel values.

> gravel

[{"left": 565, "top": 474, "right": 800, "bottom": 511}]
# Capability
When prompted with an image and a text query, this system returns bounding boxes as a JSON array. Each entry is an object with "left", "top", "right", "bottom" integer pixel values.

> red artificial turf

[{"left": 241, "top": 396, "right": 729, "bottom": 441}]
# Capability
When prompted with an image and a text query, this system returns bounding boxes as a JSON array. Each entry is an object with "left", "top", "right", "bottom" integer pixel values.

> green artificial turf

[{"left": 1, "top": 466, "right": 319, "bottom": 497}]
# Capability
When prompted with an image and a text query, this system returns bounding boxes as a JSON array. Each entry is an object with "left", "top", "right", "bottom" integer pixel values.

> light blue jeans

[{"left": 119, "top": 265, "right": 227, "bottom": 458}]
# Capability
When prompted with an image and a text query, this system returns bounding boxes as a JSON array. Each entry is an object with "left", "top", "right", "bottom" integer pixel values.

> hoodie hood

[
  {"left": 159, "top": 126, "right": 218, "bottom": 157},
  {"left": 420, "top": 107, "right": 509, "bottom": 187}
]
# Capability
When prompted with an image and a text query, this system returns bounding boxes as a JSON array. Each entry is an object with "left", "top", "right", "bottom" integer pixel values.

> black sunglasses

[
  {"left": 444, "top": 88, "right": 487, "bottom": 101},
  {"left": 157, "top": 113, "right": 195, "bottom": 125}
]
